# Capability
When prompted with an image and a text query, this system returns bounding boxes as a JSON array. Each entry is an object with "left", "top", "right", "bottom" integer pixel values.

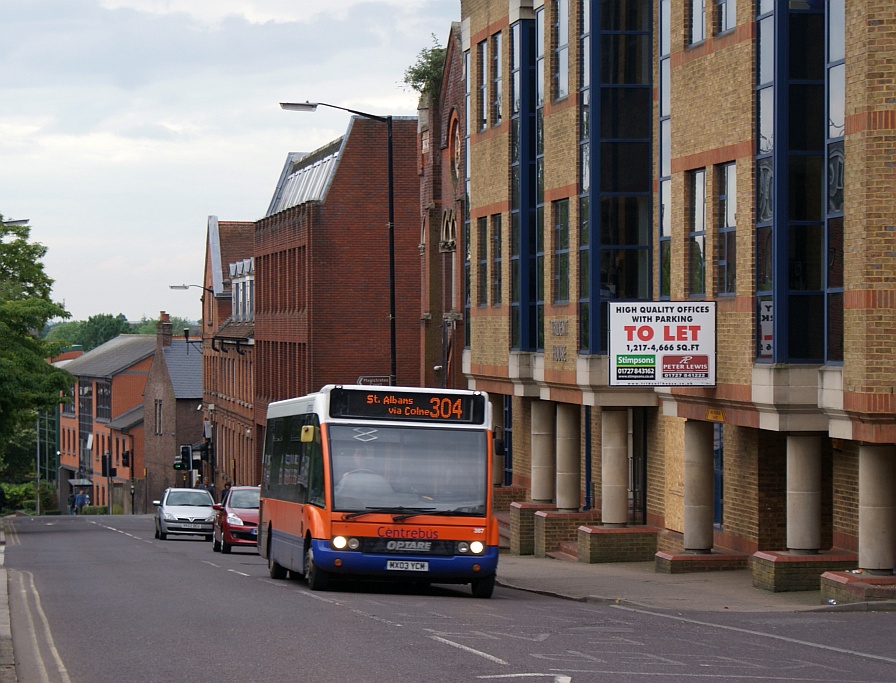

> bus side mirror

[
  {"left": 493, "top": 438, "right": 505, "bottom": 456},
  {"left": 301, "top": 425, "right": 315, "bottom": 443}
]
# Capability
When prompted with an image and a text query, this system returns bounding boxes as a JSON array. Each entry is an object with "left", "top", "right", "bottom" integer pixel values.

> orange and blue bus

[{"left": 258, "top": 384, "right": 500, "bottom": 598}]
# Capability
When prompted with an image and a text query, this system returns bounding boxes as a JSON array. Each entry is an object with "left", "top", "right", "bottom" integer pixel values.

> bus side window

[
  {"left": 262, "top": 418, "right": 285, "bottom": 497},
  {"left": 306, "top": 414, "right": 325, "bottom": 507}
]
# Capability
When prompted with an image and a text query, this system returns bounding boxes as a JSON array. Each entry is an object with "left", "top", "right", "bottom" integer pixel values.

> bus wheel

[
  {"left": 268, "top": 539, "right": 287, "bottom": 579},
  {"left": 304, "top": 547, "right": 330, "bottom": 591},
  {"left": 471, "top": 574, "right": 495, "bottom": 599}
]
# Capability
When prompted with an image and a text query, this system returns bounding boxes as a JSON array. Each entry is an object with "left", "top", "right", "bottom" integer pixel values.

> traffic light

[
  {"left": 101, "top": 454, "right": 110, "bottom": 477},
  {"left": 174, "top": 445, "right": 192, "bottom": 470}
]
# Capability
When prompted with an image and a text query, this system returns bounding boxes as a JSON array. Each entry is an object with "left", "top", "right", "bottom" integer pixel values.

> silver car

[{"left": 153, "top": 487, "right": 216, "bottom": 541}]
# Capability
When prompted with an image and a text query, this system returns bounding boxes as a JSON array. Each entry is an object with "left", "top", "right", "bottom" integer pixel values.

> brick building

[
  {"left": 254, "top": 116, "right": 422, "bottom": 423},
  {"left": 143, "top": 313, "right": 203, "bottom": 507},
  {"left": 199, "top": 217, "right": 256, "bottom": 493},
  {"left": 418, "top": 22, "right": 469, "bottom": 391},
  {"left": 59, "top": 334, "right": 155, "bottom": 513},
  {"left": 458, "top": 0, "right": 895, "bottom": 598}
]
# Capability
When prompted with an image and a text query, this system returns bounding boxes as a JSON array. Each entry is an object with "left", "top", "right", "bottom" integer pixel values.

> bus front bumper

[{"left": 311, "top": 539, "right": 499, "bottom": 582}]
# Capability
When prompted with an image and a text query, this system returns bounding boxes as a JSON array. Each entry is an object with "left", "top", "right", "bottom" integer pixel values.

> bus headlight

[
  {"left": 469, "top": 541, "right": 484, "bottom": 554},
  {"left": 457, "top": 541, "right": 485, "bottom": 555},
  {"left": 332, "top": 536, "right": 360, "bottom": 551}
]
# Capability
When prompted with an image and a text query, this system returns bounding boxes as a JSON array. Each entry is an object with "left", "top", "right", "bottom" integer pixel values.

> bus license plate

[{"left": 386, "top": 560, "right": 428, "bottom": 571}]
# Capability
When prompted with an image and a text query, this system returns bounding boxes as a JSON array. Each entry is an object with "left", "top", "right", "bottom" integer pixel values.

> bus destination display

[{"left": 329, "top": 388, "right": 485, "bottom": 424}]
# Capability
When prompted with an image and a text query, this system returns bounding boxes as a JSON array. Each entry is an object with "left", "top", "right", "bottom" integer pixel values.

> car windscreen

[
  {"left": 228, "top": 489, "right": 259, "bottom": 509},
  {"left": 167, "top": 491, "right": 213, "bottom": 506}
]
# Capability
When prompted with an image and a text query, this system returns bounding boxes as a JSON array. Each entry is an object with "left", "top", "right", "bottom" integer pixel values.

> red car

[{"left": 212, "top": 486, "right": 260, "bottom": 554}]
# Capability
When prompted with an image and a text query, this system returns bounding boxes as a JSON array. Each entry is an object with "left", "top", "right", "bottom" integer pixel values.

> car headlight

[
  {"left": 226, "top": 513, "right": 244, "bottom": 526},
  {"left": 163, "top": 511, "right": 178, "bottom": 521},
  {"left": 205, "top": 512, "right": 216, "bottom": 523}
]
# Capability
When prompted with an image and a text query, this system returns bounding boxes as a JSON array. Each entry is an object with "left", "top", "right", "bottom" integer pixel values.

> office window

[
  {"left": 491, "top": 214, "right": 502, "bottom": 305},
  {"left": 477, "top": 40, "right": 488, "bottom": 131},
  {"left": 690, "top": 0, "right": 706, "bottom": 44},
  {"left": 96, "top": 380, "right": 112, "bottom": 420},
  {"left": 552, "top": 0, "right": 569, "bottom": 100},
  {"left": 478, "top": 217, "right": 488, "bottom": 305},
  {"left": 717, "top": 0, "right": 736, "bottom": 34},
  {"left": 491, "top": 32, "right": 503, "bottom": 126},
  {"left": 718, "top": 163, "right": 737, "bottom": 295},
  {"left": 689, "top": 169, "right": 706, "bottom": 296},
  {"left": 552, "top": 199, "right": 570, "bottom": 303}
]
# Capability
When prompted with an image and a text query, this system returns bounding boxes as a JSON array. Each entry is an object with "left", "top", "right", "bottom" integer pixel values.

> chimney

[{"left": 157, "top": 311, "right": 173, "bottom": 347}]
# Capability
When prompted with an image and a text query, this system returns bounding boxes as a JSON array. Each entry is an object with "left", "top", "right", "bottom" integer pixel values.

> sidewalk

[
  {"left": 1, "top": 527, "right": 14, "bottom": 683},
  {"left": 495, "top": 553, "right": 895, "bottom": 613}
]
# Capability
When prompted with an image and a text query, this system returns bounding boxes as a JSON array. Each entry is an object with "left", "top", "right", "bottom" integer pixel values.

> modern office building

[
  {"left": 458, "top": 0, "right": 894, "bottom": 599},
  {"left": 254, "top": 116, "right": 422, "bottom": 422}
]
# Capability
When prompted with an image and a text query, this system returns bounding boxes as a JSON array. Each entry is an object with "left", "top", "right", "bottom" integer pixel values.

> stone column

[
  {"left": 786, "top": 435, "right": 821, "bottom": 553},
  {"left": 858, "top": 445, "right": 896, "bottom": 573},
  {"left": 555, "top": 403, "right": 580, "bottom": 512},
  {"left": 601, "top": 409, "right": 629, "bottom": 527},
  {"left": 530, "top": 399, "right": 556, "bottom": 503},
  {"left": 683, "top": 420, "right": 714, "bottom": 553}
]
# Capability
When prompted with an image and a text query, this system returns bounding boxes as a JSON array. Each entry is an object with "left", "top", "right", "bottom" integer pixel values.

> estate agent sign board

[{"left": 608, "top": 302, "right": 717, "bottom": 387}]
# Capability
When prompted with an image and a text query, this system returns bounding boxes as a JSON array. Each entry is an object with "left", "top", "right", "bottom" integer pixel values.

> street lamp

[
  {"left": 169, "top": 283, "right": 214, "bottom": 294},
  {"left": 280, "top": 101, "right": 397, "bottom": 387}
]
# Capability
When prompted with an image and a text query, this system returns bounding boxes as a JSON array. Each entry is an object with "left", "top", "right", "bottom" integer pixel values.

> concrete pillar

[
  {"left": 601, "top": 409, "right": 629, "bottom": 527},
  {"left": 555, "top": 403, "right": 580, "bottom": 512},
  {"left": 530, "top": 400, "right": 556, "bottom": 503},
  {"left": 858, "top": 445, "right": 896, "bottom": 573},
  {"left": 786, "top": 435, "right": 822, "bottom": 552},
  {"left": 683, "top": 420, "right": 714, "bottom": 553}
]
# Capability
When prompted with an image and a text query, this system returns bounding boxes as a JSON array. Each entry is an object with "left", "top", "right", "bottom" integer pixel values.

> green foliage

[
  {"left": 403, "top": 34, "right": 446, "bottom": 96},
  {"left": 1, "top": 420, "right": 39, "bottom": 481},
  {"left": 130, "top": 315, "right": 196, "bottom": 336},
  {"left": 0, "top": 216, "right": 73, "bottom": 471},
  {"left": 45, "top": 313, "right": 130, "bottom": 351},
  {"left": 3, "top": 482, "right": 34, "bottom": 510}
]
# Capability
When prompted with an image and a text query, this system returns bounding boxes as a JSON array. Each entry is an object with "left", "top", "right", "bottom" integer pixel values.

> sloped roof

[
  {"left": 107, "top": 404, "right": 144, "bottom": 430},
  {"left": 207, "top": 217, "right": 254, "bottom": 295},
  {"left": 62, "top": 335, "right": 156, "bottom": 379},
  {"left": 265, "top": 135, "right": 344, "bottom": 216},
  {"left": 216, "top": 318, "right": 254, "bottom": 341},
  {"left": 162, "top": 339, "right": 202, "bottom": 399}
]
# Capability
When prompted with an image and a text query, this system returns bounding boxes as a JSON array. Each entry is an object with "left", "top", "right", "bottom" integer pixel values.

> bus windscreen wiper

[
  {"left": 342, "top": 506, "right": 436, "bottom": 520},
  {"left": 392, "top": 507, "right": 482, "bottom": 521}
]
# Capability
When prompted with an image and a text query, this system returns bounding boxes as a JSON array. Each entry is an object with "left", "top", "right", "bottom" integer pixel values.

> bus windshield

[{"left": 328, "top": 424, "right": 488, "bottom": 515}]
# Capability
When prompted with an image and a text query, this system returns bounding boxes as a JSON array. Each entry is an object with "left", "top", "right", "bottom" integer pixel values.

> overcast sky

[{"left": 0, "top": 0, "right": 459, "bottom": 323}]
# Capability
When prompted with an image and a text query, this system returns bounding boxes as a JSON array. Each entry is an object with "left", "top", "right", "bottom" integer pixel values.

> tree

[
  {"left": 0, "top": 215, "right": 73, "bottom": 473},
  {"left": 51, "top": 313, "right": 130, "bottom": 350},
  {"left": 130, "top": 315, "right": 196, "bottom": 336},
  {"left": 403, "top": 34, "right": 446, "bottom": 96},
  {"left": 45, "top": 315, "right": 132, "bottom": 351}
]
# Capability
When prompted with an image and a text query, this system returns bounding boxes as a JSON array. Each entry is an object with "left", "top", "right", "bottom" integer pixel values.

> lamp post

[
  {"left": 169, "top": 283, "right": 214, "bottom": 294},
  {"left": 280, "top": 101, "right": 397, "bottom": 387}
]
